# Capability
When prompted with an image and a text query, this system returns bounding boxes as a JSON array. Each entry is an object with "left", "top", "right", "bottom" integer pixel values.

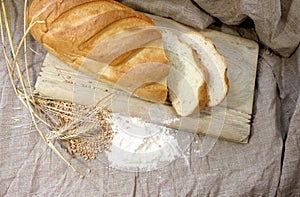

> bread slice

[
  {"left": 179, "top": 32, "right": 229, "bottom": 107},
  {"left": 161, "top": 30, "right": 208, "bottom": 116}
]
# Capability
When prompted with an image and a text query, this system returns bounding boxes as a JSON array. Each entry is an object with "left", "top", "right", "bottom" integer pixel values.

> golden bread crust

[{"left": 27, "top": 0, "right": 169, "bottom": 103}]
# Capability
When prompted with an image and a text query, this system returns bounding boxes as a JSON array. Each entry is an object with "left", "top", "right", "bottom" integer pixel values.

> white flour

[{"left": 105, "top": 113, "right": 192, "bottom": 171}]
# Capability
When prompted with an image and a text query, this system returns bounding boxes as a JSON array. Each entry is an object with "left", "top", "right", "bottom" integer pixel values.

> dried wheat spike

[{"left": 36, "top": 98, "right": 116, "bottom": 160}]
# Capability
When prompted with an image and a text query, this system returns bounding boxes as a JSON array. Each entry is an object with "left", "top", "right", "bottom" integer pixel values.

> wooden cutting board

[{"left": 35, "top": 16, "right": 259, "bottom": 144}]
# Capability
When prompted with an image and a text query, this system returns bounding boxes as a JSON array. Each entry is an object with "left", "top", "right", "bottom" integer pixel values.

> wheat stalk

[
  {"left": 1, "top": 0, "right": 117, "bottom": 175},
  {"left": 0, "top": 0, "right": 79, "bottom": 175}
]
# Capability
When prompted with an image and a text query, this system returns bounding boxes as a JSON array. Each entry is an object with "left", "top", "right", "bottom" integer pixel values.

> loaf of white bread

[
  {"left": 27, "top": 0, "right": 170, "bottom": 103},
  {"left": 27, "top": 0, "right": 228, "bottom": 116}
]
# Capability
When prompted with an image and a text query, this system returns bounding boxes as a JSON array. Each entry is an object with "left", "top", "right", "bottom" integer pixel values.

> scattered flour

[{"left": 104, "top": 113, "right": 192, "bottom": 172}]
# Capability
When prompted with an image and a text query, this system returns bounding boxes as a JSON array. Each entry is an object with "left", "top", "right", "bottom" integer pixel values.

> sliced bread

[
  {"left": 179, "top": 32, "right": 229, "bottom": 107},
  {"left": 161, "top": 30, "right": 208, "bottom": 116}
]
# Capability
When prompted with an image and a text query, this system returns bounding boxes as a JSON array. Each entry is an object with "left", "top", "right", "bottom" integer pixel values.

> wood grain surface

[{"left": 35, "top": 16, "right": 259, "bottom": 144}]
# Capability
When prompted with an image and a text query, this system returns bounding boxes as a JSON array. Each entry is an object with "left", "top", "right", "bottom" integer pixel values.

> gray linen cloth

[{"left": 1, "top": 0, "right": 299, "bottom": 196}]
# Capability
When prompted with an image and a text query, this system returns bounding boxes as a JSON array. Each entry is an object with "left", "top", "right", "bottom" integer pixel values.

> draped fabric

[{"left": 1, "top": 0, "right": 299, "bottom": 196}]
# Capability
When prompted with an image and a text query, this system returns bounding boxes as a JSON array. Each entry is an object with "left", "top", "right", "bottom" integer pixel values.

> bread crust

[
  {"left": 191, "top": 47, "right": 209, "bottom": 111},
  {"left": 27, "top": 0, "right": 169, "bottom": 103}
]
